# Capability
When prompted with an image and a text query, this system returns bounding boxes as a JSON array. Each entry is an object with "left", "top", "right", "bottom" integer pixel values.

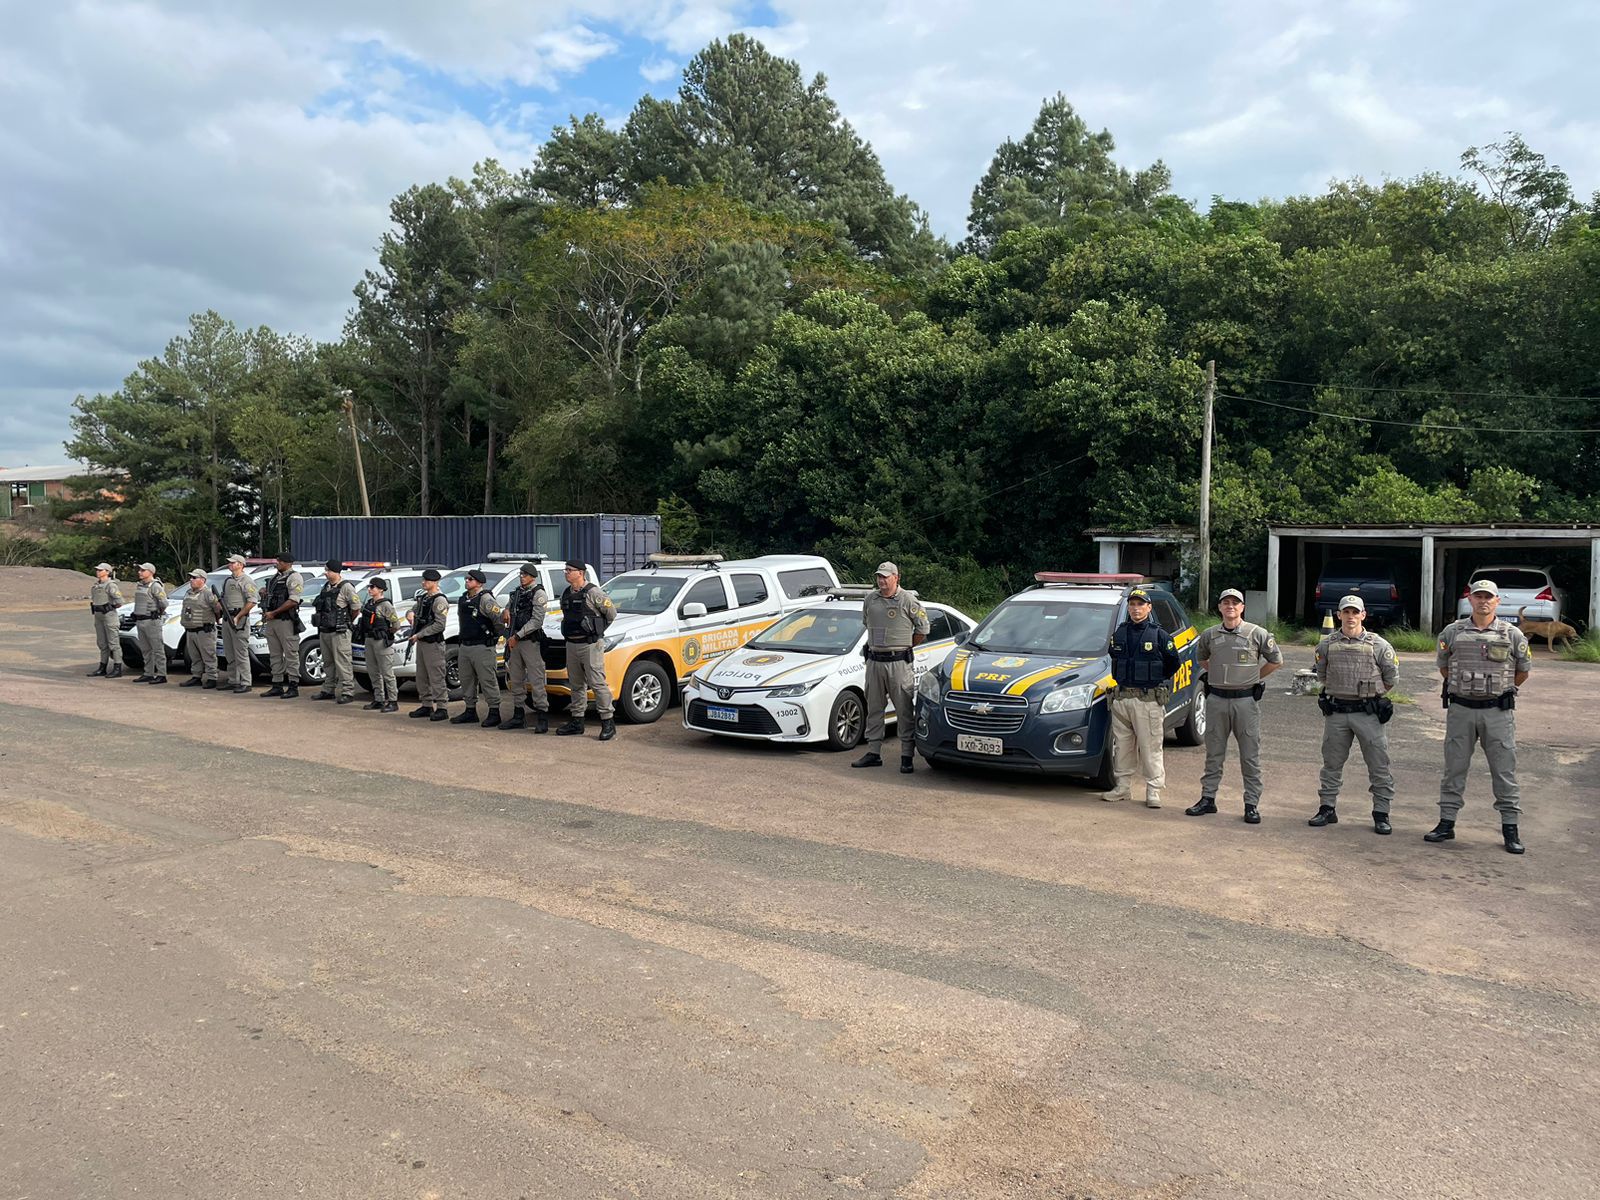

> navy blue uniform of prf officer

[{"left": 1104, "top": 588, "right": 1182, "bottom": 807}]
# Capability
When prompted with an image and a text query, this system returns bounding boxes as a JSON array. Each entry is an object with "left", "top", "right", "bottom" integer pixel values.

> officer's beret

[
  {"left": 521, "top": 563, "right": 540, "bottom": 578},
  {"left": 276, "top": 552, "right": 293, "bottom": 564},
  {"left": 325, "top": 559, "right": 344, "bottom": 573},
  {"left": 422, "top": 569, "right": 442, "bottom": 582},
  {"left": 564, "top": 560, "right": 585, "bottom": 572},
  {"left": 466, "top": 568, "right": 487, "bottom": 584},
  {"left": 367, "top": 578, "right": 388, "bottom": 590}
]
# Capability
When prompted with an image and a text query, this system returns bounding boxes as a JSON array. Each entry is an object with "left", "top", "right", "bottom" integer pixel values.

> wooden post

[
  {"left": 1590, "top": 537, "right": 1599, "bottom": 636},
  {"left": 1198, "top": 360, "right": 1215, "bottom": 609},
  {"left": 342, "top": 390, "right": 372, "bottom": 519}
]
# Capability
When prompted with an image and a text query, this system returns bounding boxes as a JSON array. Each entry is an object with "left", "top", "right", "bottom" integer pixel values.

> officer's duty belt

[
  {"left": 866, "top": 648, "right": 913, "bottom": 663},
  {"left": 1207, "top": 684, "right": 1256, "bottom": 700},
  {"left": 91, "top": 603, "right": 115, "bottom": 613},
  {"left": 1324, "top": 697, "right": 1370, "bottom": 713},
  {"left": 1117, "top": 686, "right": 1166, "bottom": 702},
  {"left": 186, "top": 624, "right": 216, "bottom": 633},
  {"left": 1449, "top": 693, "right": 1513, "bottom": 710},
  {"left": 132, "top": 612, "right": 160, "bottom": 621}
]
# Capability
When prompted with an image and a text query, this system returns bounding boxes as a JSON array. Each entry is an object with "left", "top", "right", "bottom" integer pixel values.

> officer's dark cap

[
  {"left": 564, "top": 559, "right": 585, "bottom": 572},
  {"left": 520, "top": 563, "right": 539, "bottom": 578},
  {"left": 367, "top": 578, "right": 387, "bottom": 590},
  {"left": 276, "top": 552, "right": 293, "bottom": 564},
  {"left": 466, "top": 568, "right": 487, "bottom": 584},
  {"left": 422, "top": 569, "right": 442, "bottom": 582},
  {"left": 325, "top": 559, "right": 343, "bottom": 572},
  {"left": 1127, "top": 588, "right": 1152, "bottom": 603}
]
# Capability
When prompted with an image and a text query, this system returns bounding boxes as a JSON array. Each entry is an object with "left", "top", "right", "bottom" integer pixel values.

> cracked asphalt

[{"left": 2, "top": 601, "right": 1597, "bottom": 1199}]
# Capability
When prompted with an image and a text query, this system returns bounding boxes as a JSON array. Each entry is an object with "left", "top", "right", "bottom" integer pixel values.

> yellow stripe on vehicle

[
  {"left": 1003, "top": 663, "right": 1075, "bottom": 696},
  {"left": 1172, "top": 625, "right": 1197, "bottom": 650},
  {"left": 951, "top": 650, "right": 972, "bottom": 690}
]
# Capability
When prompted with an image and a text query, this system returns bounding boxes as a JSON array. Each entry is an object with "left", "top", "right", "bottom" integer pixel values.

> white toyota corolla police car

[{"left": 681, "top": 588, "right": 975, "bottom": 749}]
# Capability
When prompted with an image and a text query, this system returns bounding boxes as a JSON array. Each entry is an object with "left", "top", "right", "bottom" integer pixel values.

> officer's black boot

[
  {"left": 1424, "top": 819, "right": 1456, "bottom": 843},
  {"left": 87, "top": 664, "right": 107, "bottom": 677},
  {"left": 108, "top": 664, "right": 123, "bottom": 678},
  {"left": 133, "top": 673, "right": 154, "bottom": 683},
  {"left": 555, "top": 719, "right": 585, "bottom": 736},
  {"left": 1372, "top": 810, "right": 1392, "bottom": 835},
  {"left": 900, "top": 754, "right": 914, "bottom": 774},
  {"left": 409, "top": 704, "right": 432, "bottom": 719},
  {"left": 1185, "top": 796, "right": 1218, "bottom": 816},
  {"left": 851, "top": 750, "right": 883, "bottom": 768},
  {"left": 202, "top": 679, "right": 217, "bottom": 690},
  {"left": 282, "top": 684, "right": 299, "bottom": 699},
  {"left": 180, "top": 676, "right": 203, "bottom": 687},
  {"left": 598, "top": 718, "right": 616, "bottom": 742},
  {"left": 1243, "top": 804, "right": 1261, "bottom": 824},
  {"left": 381, "top": 701, "right": 398, "bottom": 713},
  {"left": 450, "top": 704, "right": 478, "bottom": 725},
  {"left": 534, "top": 711, "right": 549, "bottom": 734},
  {"left": 1308, "top": 805, "right": 1338, "bottom": 827},
  {"left": 363, "top": 699, "right": 383, "bottom": 710},
  {"left": 429, "top": 708, "right": 449, "bottom": 722},
  {"left": 1502, "top": 824, "right": 1525, "bottom": 854},
  {"left": 502, "top": 707, "right": 526, "bottom": 730},
  {"left": 481, "top": 708, "right": 502, "bottom": 729},
  {"left": 262, "top": 682, "right": 284, "bottom": 698}
]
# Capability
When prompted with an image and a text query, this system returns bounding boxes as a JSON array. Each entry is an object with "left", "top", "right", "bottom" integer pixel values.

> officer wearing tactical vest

[
  {"left": 852, "top": 562, "right": 930, "bottom": 773},
  {"left": 1309, "top": 595, "right": 1399, "bottom": 834},
  {"left": 502, "top": 563, "right": 550, "bottom": 733},
  {"left": 408, "top": 569, "right": 452, "bottom": 721},
  {"left": 557, "top": 560, "right": 618, "bottom": 740},
  {"left": 87, "top": 562, "right": 124, "bottom": 677},
  {"left": 311, "top": 560, "right": 361, "bottom": 704},
  {"left": 259, "top": 553, "right": 305, "bottom": 698},
  {"left": 1187, "top": 588, "right": 1283, "bottom": 823},
  {"left": 219, "top": 554, "right": 259, "bottom": 693},
  {"left": 178, "top": 568, "right": 224, "bottom": 688},
  {"left": 1430, "top": 578, "right": 1533, "bottom": 854},
  {"left": 451, "top": 568, "right": 504, "bottom": 727},
  {"left": 1103, "top": 587, "right": 1182, "bottom": 808},
  {"left": 357, "top": 578, "right": 402, "bottom": 713},
  {"left": 130, "top": 562, "right": 169, "bottom": 684}
]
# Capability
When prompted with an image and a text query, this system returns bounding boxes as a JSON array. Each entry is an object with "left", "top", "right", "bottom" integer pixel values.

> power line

[
  {"left": 1253, "top": 376, "right": 1600, "bottom": 404},
  {"left": 1220, "top": 392, "right": 1600, "bottom": 435}
]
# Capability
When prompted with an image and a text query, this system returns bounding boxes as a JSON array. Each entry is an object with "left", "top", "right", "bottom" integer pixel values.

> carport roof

[{"left": 1270, "top": 522, "right": 1600, "bottom": 538}]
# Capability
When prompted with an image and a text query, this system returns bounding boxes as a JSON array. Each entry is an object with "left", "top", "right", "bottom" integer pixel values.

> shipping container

[{"left": 288, "top": 514, "right": 660, "bottom": 580}]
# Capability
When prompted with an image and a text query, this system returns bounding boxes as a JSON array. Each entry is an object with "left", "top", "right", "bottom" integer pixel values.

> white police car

[{"left": 682, "top": 588, "right": 975, "bottom": 749}]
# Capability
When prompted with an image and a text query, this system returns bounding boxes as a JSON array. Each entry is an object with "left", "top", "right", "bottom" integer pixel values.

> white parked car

[
  {"left": 1455, "top": 565, "right": 1563, "bottom": 624},
  {"left": 681, "top": 589, "right": 975, "bottom": 749}
]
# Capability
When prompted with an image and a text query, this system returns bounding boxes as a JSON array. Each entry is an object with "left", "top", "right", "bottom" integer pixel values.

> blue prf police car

[{"left": 914, "top": 573, "right": 1204, "bottom": 787}]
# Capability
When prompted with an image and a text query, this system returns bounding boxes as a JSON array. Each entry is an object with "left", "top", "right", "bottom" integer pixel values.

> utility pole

[
  {"left": 341, "top": 389, "right": 372, "bottom": 518},
  {"left": 1198, "top": 360, "right": 1215, "bottom": 610}
]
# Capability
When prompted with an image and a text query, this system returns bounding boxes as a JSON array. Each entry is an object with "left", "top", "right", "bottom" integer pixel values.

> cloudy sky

[{"left": 3, "top": 0, "right": 1595, "bottom": 467}]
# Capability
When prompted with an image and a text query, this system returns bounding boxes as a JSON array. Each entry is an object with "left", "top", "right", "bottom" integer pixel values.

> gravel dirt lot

[{"left": 2, "top": 583, "right": 1597, "bottom": 1199}]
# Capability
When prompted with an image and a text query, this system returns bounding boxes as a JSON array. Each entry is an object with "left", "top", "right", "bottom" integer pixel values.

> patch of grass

[
  {"left": 1383, "top": 627, "right": 1439, "bottom": 654},
  {"left": 1264, "top": 618, "right": 1324, "bottom": 647},
  {"left": 1387, "top": 690, "right": 1416, "bottom": 705},
  {"left": 1559, "top": 631, "right": 1600, "bottom": 663}
]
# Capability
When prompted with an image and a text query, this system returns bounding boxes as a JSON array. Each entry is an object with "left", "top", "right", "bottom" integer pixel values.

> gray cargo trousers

[
  {"left": 1318, "top": 709, "right": 1393, "bottom": 813},
  {"left": 864, "top": 654, "right": 915, "bottom": 756},
  {"left": 1201, "top": 694, "right": 1263, "bottom": 805},
  {"left": 1440, "top": 702, "right": 1520, "bottom": 820}
]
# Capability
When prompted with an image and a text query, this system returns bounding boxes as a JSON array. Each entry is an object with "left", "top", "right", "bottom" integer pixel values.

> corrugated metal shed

[{"left": 289, "top": 515, "right": 660, "bottom": 579}]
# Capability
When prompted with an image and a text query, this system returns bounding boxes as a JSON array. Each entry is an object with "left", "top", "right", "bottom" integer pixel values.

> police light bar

[
  {"left": 647, "top": 553, "right": 724, "bottom": 568},
  {"left": 1033, "top": 572, "right": 1151, "bottom": 585},
  {"left": 485, "top": 552, "right": 546, "bottom": 562},
  {"left": 824, "top": 585, "right": 876, "bottom": 599}
]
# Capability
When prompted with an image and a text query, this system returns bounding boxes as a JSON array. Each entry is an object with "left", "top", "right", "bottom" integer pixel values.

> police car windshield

[
  {"left": 602, "top": 573, "right": 684, "bottom": 615},
  {"left": 969, "top": 600, "right": 1114, "bottom": 657},
  {"left": 747, "top": 608, "right": 862, "bottom": 655}
]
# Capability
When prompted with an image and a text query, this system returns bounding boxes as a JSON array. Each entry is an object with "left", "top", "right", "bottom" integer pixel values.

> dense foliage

[{"left": 65, "top": 39, "right": 1600, "bottom": 610}]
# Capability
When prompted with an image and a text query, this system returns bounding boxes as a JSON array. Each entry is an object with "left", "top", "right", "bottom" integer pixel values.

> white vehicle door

[{"left": 677, "top": 576, "right": 733, "bottom": 634}]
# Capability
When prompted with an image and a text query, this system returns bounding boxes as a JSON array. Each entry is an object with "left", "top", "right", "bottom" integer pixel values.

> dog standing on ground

[{"left": 1518, "top": 605, "right": 1578, "bottom": 652}]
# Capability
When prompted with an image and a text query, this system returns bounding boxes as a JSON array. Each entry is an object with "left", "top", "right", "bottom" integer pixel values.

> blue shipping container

[{"left": 289, "top": 514, "right": 660, "bottom": 580}]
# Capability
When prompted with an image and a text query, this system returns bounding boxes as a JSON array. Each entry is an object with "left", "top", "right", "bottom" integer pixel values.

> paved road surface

[{"left": 3, "top": 605, "right": 1597, "bottom": 1198}]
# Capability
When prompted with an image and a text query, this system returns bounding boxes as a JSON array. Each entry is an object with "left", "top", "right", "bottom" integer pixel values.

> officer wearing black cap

[
  {"left": 408, "top": 569, "right": 451, "bottom": 721},
  {"left": 1104, "top": 587, "right": 1182, "bottom": 808},
  {"left": 357, "top": 578, "right": 402, "bottom": 712},
  {"left": 450, "top": 567, "right": 503, "bottom": 727},
  {"left": 502, "top": 563, "right": 550, "bottom": 733},
  {"left": 260, "top": 552, "right": 304, "bottom": 698},
  {"left": 557, "top": 560, "right": 618, "bottom": 740},
  {"left": 311, "top": 560, "right": 360, "bottom": 704}
]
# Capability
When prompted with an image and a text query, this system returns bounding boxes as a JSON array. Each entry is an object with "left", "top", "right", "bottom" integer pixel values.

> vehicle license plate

[
  {"left": 707, "top": 706, "right": 740, "bottom": 723},
  {"left": 957, "top": 734, "right": 1003, "bottom": 756}
]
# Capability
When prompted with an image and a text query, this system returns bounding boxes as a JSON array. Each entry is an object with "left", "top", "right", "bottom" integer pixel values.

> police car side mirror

[
  {"left": 681, "top": 602, "right": 708, "bottom": 619},
  {"left": 952, "top": 630, "right": 969, "bottom": 645}
]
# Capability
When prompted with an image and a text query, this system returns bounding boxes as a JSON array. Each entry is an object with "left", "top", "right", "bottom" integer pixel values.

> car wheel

[
  {"left": 121, "top": 640, "right": 144, "bottom": 670},
  {"left": 618, "top": 659, "right": 671, "bottom": 724},
  {"left": 444, "top": 646, "right": 463, "bottom": 701},
  {"left": 1175, "top": 692, "right": 1207, "bottom": 746},
  {"left": 300, "top": 638, "right": 325, "bottom": 686},
  {"left": 826, "top": 689, "right": 866, "bottom": 751},
  {"left": 1088, "top": 748, "right": 1116, "bottom": 791}
]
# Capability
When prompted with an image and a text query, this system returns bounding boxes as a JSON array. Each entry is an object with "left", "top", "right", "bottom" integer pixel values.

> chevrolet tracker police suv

[
  {"left": 914, "top": 573, "right": 1203, "bottom": 786},
  {"left": 541, "top": 554, "right": 840, "bottom": 725},
  {"left": 682, "top": 587, "right": 975, "bottom": 749}
]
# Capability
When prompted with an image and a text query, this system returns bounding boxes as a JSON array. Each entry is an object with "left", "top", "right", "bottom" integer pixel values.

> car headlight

[
  {"left": 1040, "top": 683, "right": 1098, "bottom": 714},
  {"left": 602, "top": 633, "right": 625, "bottom": 651},
  {"left": 767, "top": 679, "right": 820, "bottom": 698},
  {"left": 917, "top": 671, "right": 942, "bottom": 702}
]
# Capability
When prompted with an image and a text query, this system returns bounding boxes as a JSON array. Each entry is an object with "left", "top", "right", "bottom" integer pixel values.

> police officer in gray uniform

[
  {"left": 219, "top": 554, "right": 258, "bottom": 693},
  {"left": 259, "top": 553, "right": 305, "bottom": 698},
  {"left": 1309, "top": 595, "right": 1399, "bottom": 834},
  {"left": 852, "top": 562, "right": 930, "bottom": 774},
  {"left": 1429, "top": 578, "right": 1533, "bottom": 854},
  {"left": 87, "top": 562, "right": 124, "bottom": 677},
  {"left": 451, "top": 568, "right": 504, "bottom": 727},
  {"left": 178, "top": 568, "right": 223, "bottom": 688},
  {"left": 556, "top": 560, "right": 618, "bottom": 740},
  {"left": 1187, "top": 588, "right": 1283, "bottom": 823},
  {"left": 502, "top": 563, "right": 550, "bottom": 733},
  {"left": 408, "top": 569, "right": 452, "bottom": 722},
  {"left": 311, "top": 560, "right": 361, "bottom": 704},
  {"left": 357, "top": 578, "right": 402, "bottom": 712},
  {"left": 130, "top": 562, "right": 169, "bottom": 684}
]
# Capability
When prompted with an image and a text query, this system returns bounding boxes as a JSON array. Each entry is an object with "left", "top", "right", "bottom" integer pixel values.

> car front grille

[
  {"left": 687, "top": 699, "right": 781, "bottom": 734},
  {"left": 942, "top": 690, "right": 1029, "bottom": 734}
]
